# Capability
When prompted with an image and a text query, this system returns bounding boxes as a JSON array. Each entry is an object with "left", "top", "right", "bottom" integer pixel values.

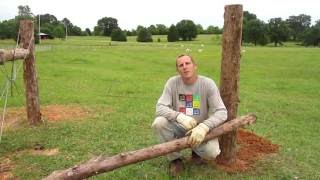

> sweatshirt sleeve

[
  {"left": 202, "top": 79, "right": 228, "bottom": 129},
  {"left": 155, "top": 78, "right": 180, "bottom": 121}
]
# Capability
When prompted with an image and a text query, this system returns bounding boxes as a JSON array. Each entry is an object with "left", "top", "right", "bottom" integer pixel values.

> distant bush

[
  {"left": 137, "top": 27, "right": 153, "bottom": 42},
  {"left": 176, "top": 19, "right": 197, "bottom": 41},
  {"left": 167, "top": 24, "right": 179, "bottom": 42},
  {"left": 111, "top": 28, "right": 127, "bottom": 42}
]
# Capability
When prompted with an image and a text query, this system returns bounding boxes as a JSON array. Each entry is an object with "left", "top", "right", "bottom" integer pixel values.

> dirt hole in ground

[
  {"left": 1, "top": 104, "right": 103, "bottom": 130},
  {"left": 215, "top": 129, "right": 279, "bottom": 173},
  {"left": 29, "top": 148, "right": 59, "bottom": 156}
]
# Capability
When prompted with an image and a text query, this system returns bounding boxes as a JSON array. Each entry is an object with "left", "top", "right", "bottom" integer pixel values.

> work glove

[
  {"left": 176, "top": 113, "right": 197, "bottom": 131},
  {"left": 186, "top": 123, "right": 210, "bottom": 147}
]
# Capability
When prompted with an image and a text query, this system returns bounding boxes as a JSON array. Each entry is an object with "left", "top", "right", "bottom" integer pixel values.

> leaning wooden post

[
  {"left": 44, "top": 114, "right": 256, "bottom": 180},
  {"left": 216, "top": 4, "right": 243, "bottom": 165},
  {"left": 20, "top": 20, "right": 41, "bottom": 125}
]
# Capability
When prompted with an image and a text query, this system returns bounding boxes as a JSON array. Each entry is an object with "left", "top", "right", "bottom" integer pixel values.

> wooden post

[
  {"left": 20, "top": 20, "right": 41, "bottom": 125},
  {"left": 0, "top": 49, "right": 30, "bottom": 64},
  {"left": 216, "top": 4, "right": 243, "bottom": 165},
  {"left": 44, "top": 114, "right": 256, "bottom": 180}
]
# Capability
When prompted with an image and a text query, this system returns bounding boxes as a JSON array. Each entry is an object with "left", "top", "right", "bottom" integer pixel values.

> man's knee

[
  {"left": 201, "top": 139, "right": 221, "bottom": 160},
  {"left": 204, "top": 147, "right": 221, "bottom": 160},
  {"left": 151, "top": 116, "right": 169, "bottom": 131}
]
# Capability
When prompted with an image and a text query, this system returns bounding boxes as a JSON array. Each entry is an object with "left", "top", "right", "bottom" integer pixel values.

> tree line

[
  {"left": 0, "top": 5, "right": 319, "bottom": 46},
  {"left": 242, "top": 11, "right": 320, "bottom": 46}
]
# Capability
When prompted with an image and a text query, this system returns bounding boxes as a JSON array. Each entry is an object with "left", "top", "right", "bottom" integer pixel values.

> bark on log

[
  {"left": 0, "top": 48, "right": 30, "bottom": 64},
  {"left": 217, "top": 4, "right": 243, "bottom": 165},
  {"left": 44, "top": 113, "right": 256, "bottom": 180},
  {"left": 20, "top": 20, "right": 42, "bottom": 125}
]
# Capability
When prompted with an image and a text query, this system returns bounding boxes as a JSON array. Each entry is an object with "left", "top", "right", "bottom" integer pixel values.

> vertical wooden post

[
  {"left": 20, "top": 20, "right": 41, "bottom": 125},
  {"left": 216, "top": 4, "right": 243, "bottom": 164}
]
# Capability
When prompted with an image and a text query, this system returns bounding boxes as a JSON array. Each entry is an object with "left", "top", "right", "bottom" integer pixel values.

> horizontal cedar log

[
  {"left": 0, "top": 48, "right": 30, "bottom": 64},
  {"left": 44, "top": 113, "right": 256, "bottom": 180}
]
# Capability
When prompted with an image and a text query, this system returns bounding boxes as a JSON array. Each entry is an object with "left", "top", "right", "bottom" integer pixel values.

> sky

[{"left": 0, "top": 0, "right": 319, "bottom": 31}]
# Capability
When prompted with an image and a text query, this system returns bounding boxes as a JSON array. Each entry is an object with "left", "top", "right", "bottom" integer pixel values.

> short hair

[{"left": 176, "top": 54, "right": 196, "bottom": 67}]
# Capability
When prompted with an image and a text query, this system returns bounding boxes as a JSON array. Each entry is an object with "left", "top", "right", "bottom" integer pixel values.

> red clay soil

[
  {"left": 0, "top": 105, "right": 93, "bottom": 179},
  {"left": 1, "top": 105, "right": 93, "bottom": 130},
  {"left": 216, "top": 130, "right": 279, "bottom": 173},
  {"left": 0, "top": 158, "right": 13, "bottom": 180}
]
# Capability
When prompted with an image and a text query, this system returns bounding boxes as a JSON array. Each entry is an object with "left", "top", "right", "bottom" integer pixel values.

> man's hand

[
  {"left": 176, "top": 113, "right": 197, "bottom": 131},
  {"left": 187, "top": 123, "right": 209, "bottom": 147}
]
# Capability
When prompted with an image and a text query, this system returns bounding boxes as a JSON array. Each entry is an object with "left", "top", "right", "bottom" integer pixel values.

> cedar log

[
  {"left": 0, "top": 48, "right": 30, "bottom": 64},
  {"left": 44, "top": 113, "right": 256, "bottom": 180},
  {"left": 20, "top": 20, "right": 41, "bottom": 125},
  {"left": 217, "top": 4, "right": 243, "bottom": 165}
]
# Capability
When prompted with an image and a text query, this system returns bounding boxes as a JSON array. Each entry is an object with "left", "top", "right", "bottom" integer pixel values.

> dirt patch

[
  {"left": 1, "top": 105, "right": 97, "bottom": 130},
  {"left": 0, "top": 148, "right": 59, "bottom": 179},
  {"left": 216, "top": 130, "right": 279, "bottom": 173},
  {"left": 29, "top": 148, "right": 59, "bottom": 156},
  {"left": 0, "top": 157, "right": 14, "bottom": 180},
  {"left": 41, "top": 105, "right": 92, "bottom": 122}
]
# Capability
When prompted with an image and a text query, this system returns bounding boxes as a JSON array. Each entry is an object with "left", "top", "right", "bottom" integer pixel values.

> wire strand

[{"left": 0, "top": 80, "right": 10, "bottom": 143}]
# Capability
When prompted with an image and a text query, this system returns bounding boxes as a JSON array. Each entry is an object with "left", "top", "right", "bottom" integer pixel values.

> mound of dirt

[{"left": 216, "top": 130, "right": 279, "bottom": 173}]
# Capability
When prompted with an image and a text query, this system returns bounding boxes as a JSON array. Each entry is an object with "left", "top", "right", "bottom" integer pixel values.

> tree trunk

[
  {"left": 44, "top": 113, "right": 256, "bottom": 180},
  {"left": 20, "top": 20, "right": 41, "bottom": 125},
  {"left": 217, "top": 4, "right": 243, "bottom": 165},
  {"left": 0, "top": 48, "right": 30, "bottom": 64}
]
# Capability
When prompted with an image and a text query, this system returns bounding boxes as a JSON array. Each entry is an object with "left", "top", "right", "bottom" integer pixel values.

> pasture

[{"left": 0, "top": 35, "right": 319, "bottom": 179}]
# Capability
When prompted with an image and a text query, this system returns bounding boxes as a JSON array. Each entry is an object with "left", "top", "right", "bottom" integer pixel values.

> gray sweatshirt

[{"left": 156, "top": 75, "right": 227, "bottom": 129}]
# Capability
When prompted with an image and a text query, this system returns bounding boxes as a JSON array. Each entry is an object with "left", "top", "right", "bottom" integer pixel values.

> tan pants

[{"left": 152, "top": 116, "right": 221, "bottom": 161}]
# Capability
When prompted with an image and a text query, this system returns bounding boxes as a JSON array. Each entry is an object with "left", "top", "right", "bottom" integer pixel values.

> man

[{"left": 152, "top": 54, "right": 227, "bottom": 176}]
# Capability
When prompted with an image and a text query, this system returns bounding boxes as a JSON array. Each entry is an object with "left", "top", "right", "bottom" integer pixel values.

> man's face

[{"left": 176, "top": 55, "right": 197, "bottom": 79}]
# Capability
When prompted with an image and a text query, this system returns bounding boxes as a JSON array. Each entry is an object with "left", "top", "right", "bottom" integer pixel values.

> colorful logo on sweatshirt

[{"left": 179, "top": 94, "right": 200, "bottom": 116}]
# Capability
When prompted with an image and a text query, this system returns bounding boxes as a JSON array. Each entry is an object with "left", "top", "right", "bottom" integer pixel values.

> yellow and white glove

[
  {"left": 176, "top": 113, "right": 197, "bottom": 131},
  {"left": 187, "top": 123, "right": 210, "bottom": 147}
]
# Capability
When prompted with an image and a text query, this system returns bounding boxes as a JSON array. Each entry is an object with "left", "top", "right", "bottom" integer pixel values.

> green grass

[{"left": 0, "top": 35, "right": 319, "bottom": 179}]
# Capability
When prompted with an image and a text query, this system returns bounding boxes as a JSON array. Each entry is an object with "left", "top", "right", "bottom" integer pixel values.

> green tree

[
  {"left": 40, "top": 25, "right": 54, "bottom": 39},
  {"left": 243, "top": 11, "right": 257, "bottom": 23},
  {"left": 93, "top": 26, "right": 103, "bottom": 35},
  {"left": 17, "top": 5, "right": 33, "bottom": 20},
  {"left": 0, "top": 19, "right": 17, "bottom": 39},
  {"left": 70, "top": 26, "right": 82, "bottom": 36},
  {"left": 61, "top": 17, "right": 72, "bottom": 31},
  {"left": 205, "top": 25, "right": 222, "bottom": 34},
  {"left": 156, "top": 24, "right": 168, "bottom": 35},
  {"left": 176, "top": 20, "right": 197, "bottom": 41},
  {"left": 267, "top": 18, "right": 290, "bottom": 46},
  {"left": 242, "top": 11, "right": 258, "bottom": 43},
  {"left": 196, "top": 24, "right": 204, "bottom": 34},
  {"left": 167, "top": 24, "right": 179, "bottom": 42},
  {"left": 137, "top": 27, "right": 153, "bottom": 42},
  {"left": 53, "top": 25, "right": 65, "bottom": 39},
  {"left": 286, "top": 14, "right": 311, "bottom": 41},
  {"left": 111, "top": 28, "right": 127, "bottom": 41},
  {"left": 243, "top": 19, "right": 268, "bottom": 45},
  {"left": 148, "top": 25, "right": 158, "bottom": 35},
  {"left": 96, "top": 17, "right": 118, "bottom": 36},
  {"left": 136, "top": 25, "right": 145, "bottom": 34},
  {"left": 12, "top": 5, "right": 34, "bottom": 41},
  {"left": 35, "top": 15, "right": 70, "bottom": 38},
  {"left": 39, "top": 14, "right": 59, "bottom": 25},
  {"left": 127, "top": 29, "right": 137, "bottom": 36},
  {"left": 85, "top": 28, "right": 91, "bottom": 36},
  {"left": 303, "top": 20, "right": 320, "bottom": 46}
]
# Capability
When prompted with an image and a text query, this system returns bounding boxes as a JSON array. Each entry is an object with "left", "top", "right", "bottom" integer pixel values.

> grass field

[{"left": 0, "top": 35, "right": 319, "bottom": 179}]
